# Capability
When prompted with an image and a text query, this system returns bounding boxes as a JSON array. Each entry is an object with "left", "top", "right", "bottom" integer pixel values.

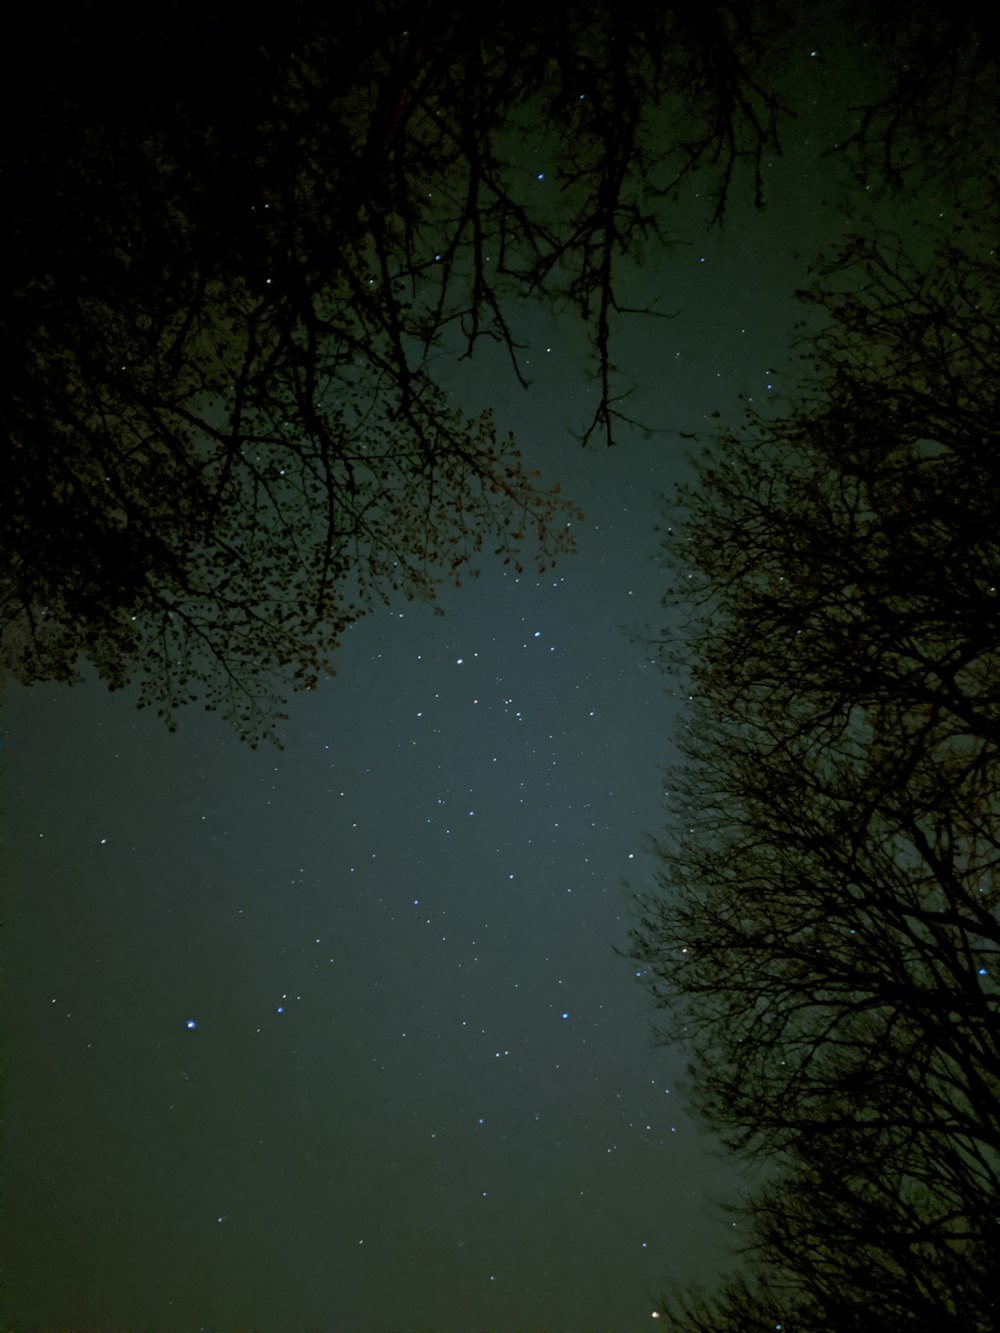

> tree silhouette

[
  {"left": 4, "top": 0, "right": 786, "bottom": 742},
  {"left": 9, "top": 2, "right": 992, "bottom": 744},
  {"left": 633, "top": 229, "right": 1000, "bottom": 1329},
  {"left": 839, "top": 0, "right": 1000, "bottom": 200}
]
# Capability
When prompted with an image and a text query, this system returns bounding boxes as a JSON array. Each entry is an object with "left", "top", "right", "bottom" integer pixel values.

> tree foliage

[
  {"left": 633, "top": 230, "right": 1000, "bottom": 1329},
  {"left": 3, "top": 0, "right": 784, "bottom": 742}
]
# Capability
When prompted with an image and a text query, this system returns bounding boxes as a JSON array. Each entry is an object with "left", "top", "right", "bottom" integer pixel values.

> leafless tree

[{"left": 634, "top": 229, "right": 1000, "bottom": 1330}]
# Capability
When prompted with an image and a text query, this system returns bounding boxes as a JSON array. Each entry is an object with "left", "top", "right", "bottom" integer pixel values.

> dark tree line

[{"left": 632, "top": 227, "right": 1000, "bottom": 1330}]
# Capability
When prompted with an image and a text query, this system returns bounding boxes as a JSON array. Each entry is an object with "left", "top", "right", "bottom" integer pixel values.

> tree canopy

[
  {"left": 633, "top": 228, "right": 1000, "bottom": 1330},
  {"left": 7, "top": 1, "right": 998, "bottom": 742},
  {"left": 4, "top": 0, "right": 999, "bottom": 1320},
  {"left": 4, "top": 0, "right": 787, "bottom": 742}
]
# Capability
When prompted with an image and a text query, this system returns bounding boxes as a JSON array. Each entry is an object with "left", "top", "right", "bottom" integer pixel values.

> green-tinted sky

[{"left": 2, "top": 19, "right": 936, "bottom": 1332}]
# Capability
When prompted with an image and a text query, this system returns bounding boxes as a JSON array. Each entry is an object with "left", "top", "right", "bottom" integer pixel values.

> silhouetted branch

[{"left": 636, "top": 228, "right": 1000, "bottom": 1328}]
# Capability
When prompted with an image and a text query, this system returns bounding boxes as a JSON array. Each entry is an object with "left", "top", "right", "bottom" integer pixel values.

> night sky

[{"left": 2, "top": 26, "right": 923, "bottom": 1333}]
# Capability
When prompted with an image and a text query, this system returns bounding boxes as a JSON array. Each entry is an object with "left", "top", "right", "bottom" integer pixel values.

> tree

[
  {"left": 3, "top": 0, "right": 786, "bottom": 743},
  {"left": 632, "top": 229, "right": 1000, "bottom": 1329},
  {"left": 838, "top": 0, "right": 1000, "bottom": 202},
  {"left": 8, "top": 2, "right": 994, "bottom": 744}
]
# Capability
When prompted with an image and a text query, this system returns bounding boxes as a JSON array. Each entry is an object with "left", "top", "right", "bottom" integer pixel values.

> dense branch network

[
  {"left": 633, "top": 231, "right": 1000, "bottom": 1330},
  {"left": 3, "top": 0, "right": 781, "bottom": 742}
]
